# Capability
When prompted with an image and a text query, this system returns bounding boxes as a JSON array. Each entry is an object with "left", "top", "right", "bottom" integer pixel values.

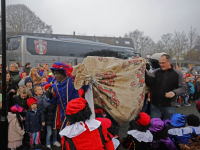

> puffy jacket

[
  {"left": 25, "top": 108, "right": 43, "bottom": 133},
  {"left": 10, "top": 70, "right": 20, "bottom": 87},
  {"left": 7, "top": 112, "right": 25, "bottom": 142},
  {"left": 35, "top": 94, "right": 50, "bottom": 111},
  {"left": 188, "top": 81, "right": 195, "bottom": 94},
  {"left": 145, "top": 68, "right": 187, "bottom": 107},
  {"left": 41, "top": 102, "right": 56, "bottom": 126}
]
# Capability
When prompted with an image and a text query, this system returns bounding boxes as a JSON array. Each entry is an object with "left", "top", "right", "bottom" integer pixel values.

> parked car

[{"left": 181, "top": 67, "right": 188, "bottom": 74}]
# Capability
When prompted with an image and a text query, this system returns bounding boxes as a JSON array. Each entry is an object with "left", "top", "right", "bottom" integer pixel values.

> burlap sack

[{"left": 72, "top": 56, "right": 146, "bottom": 123}]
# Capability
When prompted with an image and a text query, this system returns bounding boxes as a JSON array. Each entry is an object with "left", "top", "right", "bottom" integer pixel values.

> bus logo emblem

[{"left": 34, "top": 39, "right": 47, "bottom": 54}]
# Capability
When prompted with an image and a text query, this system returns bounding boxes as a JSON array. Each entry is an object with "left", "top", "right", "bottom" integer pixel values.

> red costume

[{"left": 60, "top": 98, "right": 115, "bottom": 150}]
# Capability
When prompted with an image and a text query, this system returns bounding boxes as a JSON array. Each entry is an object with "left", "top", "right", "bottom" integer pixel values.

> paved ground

[{"left": 52, "top": 102, "right": 199, "bottom": 150}]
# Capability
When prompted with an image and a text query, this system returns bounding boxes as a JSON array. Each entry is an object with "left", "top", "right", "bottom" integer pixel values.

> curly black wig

[
  {"left": 151, "top": 127, "right": 169, "bottom": 141},
  {"left": 132, "top": 114, "right": 151, "bottom": 132},
  {"left": 52, "top": 69, "right": 66, "bottom": 77},
  {"left": 66, "top": 103, "right": 92, "bottom": 124},
  {"left": 187, "top": 114, "right": 200, "bottom": 127}
]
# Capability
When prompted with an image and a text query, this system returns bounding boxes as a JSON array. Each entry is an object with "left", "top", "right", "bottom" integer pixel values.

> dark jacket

[
  {"left": 23, "top": 66, "right": 31, "bottom": 75},
  {"left": 196, "top": 81, "right": 200, "bottom": 91},
  {"left": 13, "top": 95, "right": 29, "bottom": 117},
  {"left": 6, "top": 81, "right": 17, "bottom": 111},
  {"left": 9, "top": 70, "right": 20, "bottom": 87},
  {"left": 35, "top": 95, "right": 50, "bottom": 111},
  {"left": 41, "top": 101, "right": 56, "bottom": 126},
  {"left": 25, "top": 108, "right": 43, "bottom": 133},
  {"left": 145, "top": 68, "right": 187, "bottom": 107}
]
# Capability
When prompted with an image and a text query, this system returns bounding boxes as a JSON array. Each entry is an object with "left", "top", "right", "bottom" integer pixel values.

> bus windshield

[{"left": 6, "top": 37, "right": 21, "bottom": 50}]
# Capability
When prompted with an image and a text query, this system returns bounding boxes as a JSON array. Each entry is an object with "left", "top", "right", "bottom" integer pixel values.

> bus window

[{"left": 6, "top": 37, "right": 21, "bottom": 50}]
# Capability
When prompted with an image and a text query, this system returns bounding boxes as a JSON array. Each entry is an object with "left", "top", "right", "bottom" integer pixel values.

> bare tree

[
  {"left": 161, "top": 33, "right": 174, "bottom": 58},
  {"left": 124, "top": 30, "right": 153, "bottom": 57},
  {"left": 183, "top": 49, "right": 200, "bottom": 65},
  {"left": 5, "top": 4, "right": 53, "bottom": 36},
  {"left": 171, "top": 31, "right": 188, "bottom": 66},
  {"left": 195, "top": 35, "right": 200, "bottom": 46},
  {"left": 188, "top": 26, "right": 198, "bottom": 50}
]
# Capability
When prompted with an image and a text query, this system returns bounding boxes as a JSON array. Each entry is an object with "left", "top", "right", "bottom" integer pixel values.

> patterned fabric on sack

[{"left": 72, "top": 56, "right": 146, "bottom": 123}]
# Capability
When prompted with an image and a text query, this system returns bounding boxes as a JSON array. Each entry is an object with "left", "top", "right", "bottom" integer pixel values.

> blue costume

[
  {"left": 48, "top": 62, "right": 80, "bottom": 131},
  {"left": 50, "top": 77, "right": 79, "bottom": 130}
]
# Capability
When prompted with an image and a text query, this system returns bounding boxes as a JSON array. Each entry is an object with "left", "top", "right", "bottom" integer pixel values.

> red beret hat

[
  {"left": 27, "top": 97, "right": 38, "bottom": 108},
  {"left": 66, "top": 98, "right": 87, "bottom": 115},
  {"left": 136, "top": 112, "right": 151, "bottom": 126}
]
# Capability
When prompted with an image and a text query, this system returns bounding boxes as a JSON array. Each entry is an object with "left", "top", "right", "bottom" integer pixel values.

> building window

[
  {"left": 34, "top": 34, "right": 39, "bottom": 37},
  {"left": 125, "top": 41, "right": 130, "bottom": 45},
  {"left": 45, "top": 35, "right": 51, "bottom": 38},
  {"left": 115, "top": 41, "right": 119, "bottom": 44}
]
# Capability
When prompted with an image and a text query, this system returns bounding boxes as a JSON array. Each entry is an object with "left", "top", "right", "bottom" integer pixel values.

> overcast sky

[{"left": 5, "top": 0, "right": 200, "bottom": 42}]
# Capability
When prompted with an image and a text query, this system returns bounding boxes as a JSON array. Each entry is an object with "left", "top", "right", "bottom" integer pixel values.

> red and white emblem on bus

[{"left": 34, "top": 39, "right": 47, "bottom": 54}]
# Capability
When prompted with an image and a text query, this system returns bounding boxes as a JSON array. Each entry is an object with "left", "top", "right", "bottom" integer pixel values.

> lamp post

[{"left": 0, "top": 0, "right": 8, "bottom": 149}]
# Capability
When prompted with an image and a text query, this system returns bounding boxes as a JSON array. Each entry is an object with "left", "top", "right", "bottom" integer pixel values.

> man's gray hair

[{"left": 161, "top": 54, "right": 170, "bottom": 61}]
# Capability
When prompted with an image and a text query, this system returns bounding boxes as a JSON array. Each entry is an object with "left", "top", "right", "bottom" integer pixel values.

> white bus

[{"left": 6, "top": 35, "right": 136, "bottom": 67}]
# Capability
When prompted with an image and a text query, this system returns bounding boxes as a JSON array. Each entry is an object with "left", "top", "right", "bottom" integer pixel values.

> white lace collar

[
  {"left": 59, "top": 118, "right": 101, "bottom": 138},
  {"left": 168, "top": 126, "right": 200, "bottom": 136},
  {"left": 182, "top": 126, "right": 200, "bottom": 135},
  {"left": 127, "top": 130, "right": 153, "bottom": 142},
  {"left": 168, "top": 128, "right": 183, "bottom": 136}
]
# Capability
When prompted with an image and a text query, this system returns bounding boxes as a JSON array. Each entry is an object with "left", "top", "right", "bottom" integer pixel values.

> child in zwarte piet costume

[
  {"left": 45, "top": 62, "right": 81, "bottom": 131},
  {"left": 121, "top": 112, "right": 153, "bottom": 150},
  {"left": 168, "top": 113, "right": 200, "bottom": 147},
  {"left": 149, "top": 118, "right": 177, "bottom": 150},
  {"left": 169, "top": 114, "right": 200, "bottom": 149},
  {"left": 59, "top": 97, "right": 115, "bottom": 150}
]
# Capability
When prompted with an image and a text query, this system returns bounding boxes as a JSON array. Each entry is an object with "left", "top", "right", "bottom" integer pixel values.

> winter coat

[
  {"left": 35, "top": 94, "right": 50, "bottom": 111},
  {"left": 196, "top": 81, "right": 200, "bottom": 91},
  {"left": 10, "top": 70, "right": 21, "bottom": 87},
  {"left": 41, "top": 101, "right": 56, "bottom": 126},
  {"left": 25, "top": 108, "right": 43, "bottom": 133},
  {"left": 6, "top": 81, "right": 17, "bottom": 111},
  {"left": 188, "top": 81, "right": 195, "bottom": 94},
  {"left": 186, "top": 82, "right": 190, "bottom": 95},
  {"left": 13, "top": 95, "right": 29, "bottom": 117},
  {"left": 23, "top": 66, "right": 31, "bottom": 75},
  {"left": 7, "top": 112, "right": 25, "bottom": 142},
  {"left": 145, "top": 68, "right": 187, "bottom": 107}
]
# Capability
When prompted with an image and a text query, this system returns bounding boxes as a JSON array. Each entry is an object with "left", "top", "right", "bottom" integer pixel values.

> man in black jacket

[{"left": 145, "top": 54, "right": 187, "bottom": 120}]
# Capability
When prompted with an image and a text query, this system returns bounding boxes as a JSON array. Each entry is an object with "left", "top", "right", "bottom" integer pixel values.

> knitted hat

[
  {"left": 66, "top": 98, "right": 87, "bottom": 115},
  {"left": 10, "top": 104, "right": 23, "bottom": 113},
  {"left": 51, "top": 62, "right": 73, "bottom": 77},
  {"left": 27, "top": 97, "right": 38, "bottom": 108},
  {"left": 25, "top": 76, "right": 33, "bottom": 85},
  {"left": 171, "top": 113, "right": 186, "bottom": 127},
  {"left": 18, "top": 79, "right": 25, "bottom": 87},
  {"left": 96, "top": 117, "right": 112, "bottom": 129},
  {"left": 136, "top": 112, "right": 151, "bottom": 126},
  {"left": 44, "top": 84, "right": 52, "bottom": 90},
  {"left": 186, "top": 114, "right": 200, "bottom": 127},
  {"left": 149, "top": 118, "right": 164, "bottom": 132}
]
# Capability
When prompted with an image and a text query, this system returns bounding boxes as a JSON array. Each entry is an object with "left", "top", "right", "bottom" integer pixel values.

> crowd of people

[{"left": 0, "top": 53, "right": 200, "bottom": 150}]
